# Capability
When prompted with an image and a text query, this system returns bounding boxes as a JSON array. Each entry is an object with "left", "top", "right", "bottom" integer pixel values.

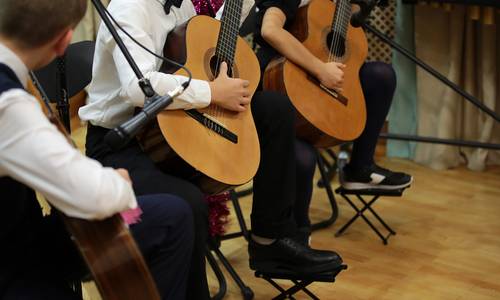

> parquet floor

[
  {"left": 205, "top": 158, "right": 500, "bottom": 300},
  {"left": 71, "top": 126, "right": 500, "bottom": 300}
]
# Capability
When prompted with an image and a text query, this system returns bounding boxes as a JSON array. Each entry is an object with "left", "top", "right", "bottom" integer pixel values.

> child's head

[{"left": 0, "top": 0, "right": 87, "bottom": 68}]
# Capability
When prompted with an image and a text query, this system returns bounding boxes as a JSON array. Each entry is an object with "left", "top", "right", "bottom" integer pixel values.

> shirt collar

[{"left": 0, "top": 42, "right": 29, "bottom": 88}]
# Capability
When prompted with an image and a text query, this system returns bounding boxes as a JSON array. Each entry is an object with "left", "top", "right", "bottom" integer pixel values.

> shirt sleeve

[
  {"left": 107, "top": 2, "right": 211, "bottom": 110},
  {"left": 0, "top": 90, "right": 138, "bottom": 220}
]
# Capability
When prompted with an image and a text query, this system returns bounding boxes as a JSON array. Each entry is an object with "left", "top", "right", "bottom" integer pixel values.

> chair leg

[
  {"left": 356, "top": 195, "right": 397, "bottom": 236},
  {"left": 316, "top": 149, "right": 338, "bottom": 188},
  {"left": 311, "top": 152, "right": 339, "bottom": 231},
  {"left": 230, "top": 189, "right": 251, "bottom": 241},
  {"left": 335, "top": 194, "right": 396, "bottom": 245},
  {"left": 206, "top": 248, "right": 227, "bottom": 300},
  {"left": 208, "top": 239, "right": 254, "bottom": 300}
]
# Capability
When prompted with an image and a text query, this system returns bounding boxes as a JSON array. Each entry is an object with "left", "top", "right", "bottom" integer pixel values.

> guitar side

[{"left": 62, "top": 215, "right": 161, "bottom": 300}]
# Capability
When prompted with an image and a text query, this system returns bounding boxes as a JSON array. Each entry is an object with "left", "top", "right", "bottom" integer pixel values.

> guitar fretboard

[
  {"left": 215, "top": 0, "right": 243, "bottom": 67},
  {"left": 329, "top": 0, "right": 352, "bottom": 61}
]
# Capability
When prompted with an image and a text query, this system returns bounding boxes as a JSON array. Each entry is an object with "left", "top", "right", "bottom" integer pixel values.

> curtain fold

[
  {"left": 413, "top": 5, "right": 499, "bottom": 170},
  {"left": 387, "top": 0, "right": 418, "bottom": 159}
]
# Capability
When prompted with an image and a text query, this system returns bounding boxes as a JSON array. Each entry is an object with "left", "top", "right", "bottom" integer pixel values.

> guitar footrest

[{"left": 255, "top": 264, "right": 347, "bottom": 300}]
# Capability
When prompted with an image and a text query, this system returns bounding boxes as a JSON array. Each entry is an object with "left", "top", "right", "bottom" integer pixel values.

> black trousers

[
  {"left": 1, "top": 194, "right": 194, "bottom": 300},
  {"left": 85, "top": 126, "right": 210, "bottom": 300},
  {"left": 84, "top": 90, "right": 298, "bottom": 298},
  {"left": 250, "top": 91, "right": 297, "bottom": 238}
]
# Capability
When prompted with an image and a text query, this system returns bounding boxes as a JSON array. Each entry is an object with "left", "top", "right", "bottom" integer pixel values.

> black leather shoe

[{"left": 249, "top": 237, "right": 342, "bottom": 274}]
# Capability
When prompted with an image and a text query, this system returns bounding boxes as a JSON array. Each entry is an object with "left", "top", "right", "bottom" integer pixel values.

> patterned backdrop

[{"left": 365, "top": 1, "right": 397, "bottom": 63}]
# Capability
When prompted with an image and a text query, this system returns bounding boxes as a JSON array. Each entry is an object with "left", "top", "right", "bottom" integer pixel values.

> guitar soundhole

[
  {"left": 209, "top": 55, "right": 234, "bottom": 79},
  {"left": 326, "top": 31, "right": 346, "bottom": 58}
]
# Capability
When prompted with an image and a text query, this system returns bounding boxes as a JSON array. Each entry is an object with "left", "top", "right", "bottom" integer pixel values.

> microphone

[
  {"left": 350, "top": 0, "right": 379, "bottom": 28},
  {"left": 104, "top": 86, "right": 184, "bottom": 150}
]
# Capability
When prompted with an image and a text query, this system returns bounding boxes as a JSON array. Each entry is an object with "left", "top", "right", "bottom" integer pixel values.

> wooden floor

[
  {"left": 72, "top": 122, "right": 500, "bottom": 299},
  {"left": 205, "top": 158, "right": 500, "bottom": 300}
]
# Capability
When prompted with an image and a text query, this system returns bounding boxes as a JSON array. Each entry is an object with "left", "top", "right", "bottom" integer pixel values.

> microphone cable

[{"left": 102, "top": 6, "right": 193, "bottom": 90}]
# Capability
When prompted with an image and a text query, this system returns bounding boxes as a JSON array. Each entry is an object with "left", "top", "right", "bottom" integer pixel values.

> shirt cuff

[{"left": 167, "top": 77, "right": 211, "bottom": 110}]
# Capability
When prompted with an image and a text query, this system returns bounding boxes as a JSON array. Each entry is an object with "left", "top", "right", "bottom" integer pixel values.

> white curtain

[
  {"left": 413, "top": 5, "right": 499, "bottom": 171},
  {"left": 73, "top": 0, "right": 111, "bottom": 42}
]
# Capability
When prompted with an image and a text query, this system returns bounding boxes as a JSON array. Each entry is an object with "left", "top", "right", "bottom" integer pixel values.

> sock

[{"left": 251, "top": 234, "right": 276, "bottom": 245}]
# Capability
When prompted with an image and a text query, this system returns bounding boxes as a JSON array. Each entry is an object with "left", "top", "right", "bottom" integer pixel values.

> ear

[{"left": 53, "top": 29, "right": 74, "bottom": 56}]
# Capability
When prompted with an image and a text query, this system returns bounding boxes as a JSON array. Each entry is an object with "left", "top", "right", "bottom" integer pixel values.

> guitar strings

[
  {"left": 338, "top": 0, "right": 348, "bottom": 62},
  {"left": 213, "top": 0, "right": 243, "bottom": 126},
  {"left": 330, "top": 0, "right": 350, "bottom": 64},
  {"left": 329, "top": 0, "right": 340, "bottom": 63},
  {"left": 331, "top": 0, "right": 343, "bottom": 63}
]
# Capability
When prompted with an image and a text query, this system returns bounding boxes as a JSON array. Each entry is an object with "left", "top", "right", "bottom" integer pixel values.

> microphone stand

[
  {"left": 90, "top": 0, "right": 155, "bottom": 98},
  {"left": 55, "top": 56, "right": 71, "bottom": 133},
  {"left": 90, "top": 0, "right": 185, "bottom": 149}
]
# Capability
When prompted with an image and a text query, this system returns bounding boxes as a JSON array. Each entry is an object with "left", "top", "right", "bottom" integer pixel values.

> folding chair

[
  {"left": 255, "top": 265, "right": 347, "bottom": 300},
  {"left": 333, "top": 154, "right": 409, "bottom": 245},
  {"left": 334, "top": 187, "right": 406, "bottom": 245},
  {"left": 34, "top": 41, "right": 95, "bottom": 133}
]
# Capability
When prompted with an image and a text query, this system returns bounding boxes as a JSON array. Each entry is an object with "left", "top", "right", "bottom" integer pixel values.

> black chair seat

[{"left": 34, "top": 41, "right": 95, "bottom": 101}]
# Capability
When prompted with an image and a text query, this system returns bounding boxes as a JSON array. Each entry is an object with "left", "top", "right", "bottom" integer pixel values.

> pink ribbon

[{"left": 120, "top": 207, "right": 143, "bottom": 225}]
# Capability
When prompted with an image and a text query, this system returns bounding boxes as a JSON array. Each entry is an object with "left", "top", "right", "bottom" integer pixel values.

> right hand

[
  {"left": 209, "top": 62, "right": 251, "bottom": 112},
  {"left": 116, "top": 168, "right": 132, "bottom": 184},
  {"left": 316, "top": 62, "right": 346, "bottom": 92}
]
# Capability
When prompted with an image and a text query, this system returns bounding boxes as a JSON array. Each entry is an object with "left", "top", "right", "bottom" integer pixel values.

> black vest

[{"left": 0, "top": 63, "right": 47, "bottom": 291}]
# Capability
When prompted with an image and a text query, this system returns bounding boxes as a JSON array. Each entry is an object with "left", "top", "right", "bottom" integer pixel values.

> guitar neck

[
  {"left": 328, "top": 0, "right": 352, "bottom": 61},
  {"left": 331, "top": 0, "right": 352, "bottom": 37},
  {"left": 215, "top": 0, "right": 243, "bottom": 66}
]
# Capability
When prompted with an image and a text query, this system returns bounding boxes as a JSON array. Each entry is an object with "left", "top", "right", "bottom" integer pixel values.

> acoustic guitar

[
  {"left": 29, "top": 74, "right": 160, "bottom": 300},
  {"left": 140, "top": 0, "right": 261, "bottom": 195},
  {"left": 264, "top": 0, "right": 368, "bottom": 147}
]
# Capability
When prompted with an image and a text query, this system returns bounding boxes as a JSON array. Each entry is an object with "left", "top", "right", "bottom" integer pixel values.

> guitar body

[
  {"left": 264, "top": 0, "right": 368, "bottom": 148},
  {"left": 144, "top": 15, "right": 261, "bottom": 194},
  {"left": 62, "top": 215, "right": 160, "bottom": 300}
]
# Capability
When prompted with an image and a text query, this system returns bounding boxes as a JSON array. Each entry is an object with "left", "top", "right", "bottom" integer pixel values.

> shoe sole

[
  {"left": 249, "top": 259, "right": 342, "bottom": 275},
  {"left": 342, "top": 177, "right": 413, "bottom": 191}
]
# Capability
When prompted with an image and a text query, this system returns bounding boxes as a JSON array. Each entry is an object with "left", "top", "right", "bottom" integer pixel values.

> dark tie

[{"left": 192, "top": 0, "right": 224, "bottom": 17}]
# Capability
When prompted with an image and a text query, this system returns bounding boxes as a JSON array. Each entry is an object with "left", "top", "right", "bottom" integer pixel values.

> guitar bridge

[
  {"left": 307, "top": 75, "right": 349, "bottom": 106},
  {"left": 185, "top": 110, "right": 238, "bottom": 144}
]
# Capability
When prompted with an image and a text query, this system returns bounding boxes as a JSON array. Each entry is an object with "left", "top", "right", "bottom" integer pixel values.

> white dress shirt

[
  {"left": 79, "top": 0, "right": 255, "bottom": 129},
  {"left": 0, "top": 43, "right": 137, "bottom": 220}
]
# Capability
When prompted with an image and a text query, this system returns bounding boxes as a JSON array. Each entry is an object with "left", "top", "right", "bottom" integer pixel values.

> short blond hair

[{"left": 0, "top": 0, "right": 87, "bottom": 48}]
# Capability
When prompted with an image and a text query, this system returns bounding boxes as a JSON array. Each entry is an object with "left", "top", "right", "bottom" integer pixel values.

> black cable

[{"left": 102, "top": 5, "right": 192, "bottom": 90}]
